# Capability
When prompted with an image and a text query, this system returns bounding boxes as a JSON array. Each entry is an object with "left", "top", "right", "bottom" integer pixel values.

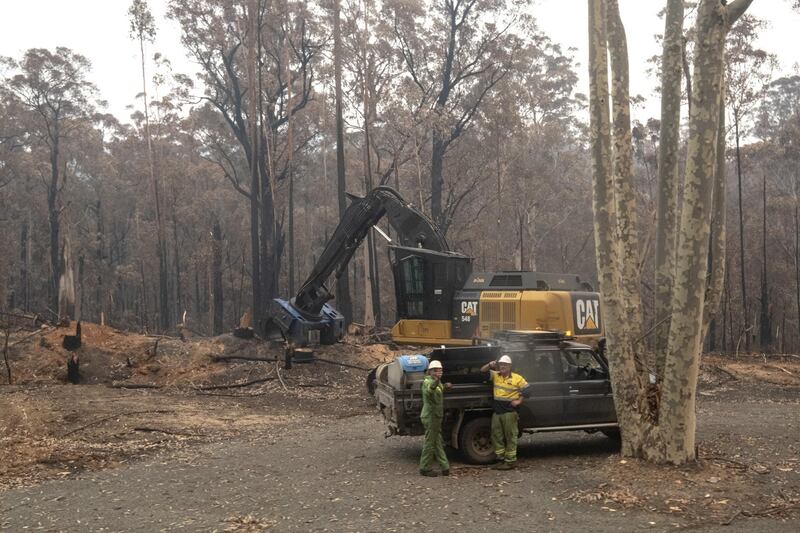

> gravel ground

[
  {"left": 1, "top": 349, "right": 798, "bottom": 532},
  {"left": 1, "top": 400, "right": 798, "bottom": 532}
]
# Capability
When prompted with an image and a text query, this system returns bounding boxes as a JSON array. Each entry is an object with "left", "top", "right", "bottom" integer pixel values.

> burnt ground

[{"left": 1, "top": 324, "right": 799, "bottom": 531}]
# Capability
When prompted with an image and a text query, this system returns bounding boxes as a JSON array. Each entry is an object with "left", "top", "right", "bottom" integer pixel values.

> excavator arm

[{"left": 268, "top": 186, "right": 448, "bottom": 345}]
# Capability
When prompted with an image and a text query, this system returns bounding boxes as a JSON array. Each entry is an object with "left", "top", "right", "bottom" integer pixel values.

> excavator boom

[{"left": 267, "top": 186, "right": 452, "bottom": 345}]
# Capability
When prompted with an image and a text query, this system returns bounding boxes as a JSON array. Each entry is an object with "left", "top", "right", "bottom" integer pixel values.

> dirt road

[
  {"left": 1, "top": 328, "right": 799, "bottom": 531},
  {"left": 2, "top": 393, "right": 798, "bottom": 532}
]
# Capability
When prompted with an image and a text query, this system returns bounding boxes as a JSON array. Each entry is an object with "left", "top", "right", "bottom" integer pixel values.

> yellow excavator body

[{"left": 391, "top": 290, "right": 603, "bottom": 348}]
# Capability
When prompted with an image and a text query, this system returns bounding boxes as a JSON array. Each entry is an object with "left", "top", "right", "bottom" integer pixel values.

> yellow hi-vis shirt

[{"left": 490, "top": 370, "right": 529, "bottom": 402}]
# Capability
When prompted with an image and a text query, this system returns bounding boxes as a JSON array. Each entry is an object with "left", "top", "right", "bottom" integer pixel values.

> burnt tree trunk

[
  {"left": 759, "top": 173, "right": 771, "bottom": 349},
  {"left": 723, "top": 256, "right": 730, "bottom": 352},
  {"left": 247, "top": 0, "right": 263, "bottom": 332},
  {"left": 77, "top": 255, "right": 84, "bottom": 321},
  {"left": 48, "top": 128, "right": 61, "bottom": 314},
  {"left": 284, "top": 1, "right": 296, "bottom": 298},
  {"left": 361, "top": 2, "right": 381, "bottom": 329},
  {"left": 734, "top": 111, "right": 749, "bottom": 351},
  {"left": 137, "top": 21, "right": 170, "bottom": 332},
  {"left": 795, "top": 194, "right": 800, "bottom": 349},
  {"left": 259, "top": 160, "right": 278, "bottom": 303},
  {"left": 172, "top": 209, "right": 183, "bottom": 323},
  {"left": 194, "top": 265, "right": 201, "bottom": 317},
  {"left": 211, "top": 218, "right": 224, "bottom": 336},
  {"left": 333, "top": 0, "right": 352, "bottom": 325},
  {"left": 430, "top": 135, "right": 446, "bottom": 228},
  {"left": 94, "top": 199, "right": 104, "bottom": 323},
  {"left": 139, "top": 260, "right": 149, "bottom": 331},
  {"left": 19, "top": 221, "right": 30, "bottom": 311}
]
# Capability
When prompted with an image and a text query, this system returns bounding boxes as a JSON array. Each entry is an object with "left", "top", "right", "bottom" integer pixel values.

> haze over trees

[{"left": 1, "top": 0, "right": 799, "bottom": 459}]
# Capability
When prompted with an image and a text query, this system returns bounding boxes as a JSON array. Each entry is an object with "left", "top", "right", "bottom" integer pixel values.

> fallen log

[
  {"left": 313, "top": 357, "right": 372, "bottom": 371},
  {"left": 109, "top": 382, "right": 162, "bottom": 389},
  {"left": 134, "top": 427, "right": 206, "bottom": 437},
  {"left": 195, "top": 376, "right": 275, "bottom": 391},
  {"left": 9, "top": 326, "right": 55, "bottom": 347},
  {"left": 767, "top": 364, "right": 796, "bottom": 376},
  {"left": 706, "top": 365, "right": 739, "bottom": 382},
  {"left": 195, "top": 391, "right": 271, "bottom": 397},
  {"left": 213, "top": 355, "right": 278, "bottom": 363},
  {"left": 60, "top": 409, "right": 175, "bottom": 437}
]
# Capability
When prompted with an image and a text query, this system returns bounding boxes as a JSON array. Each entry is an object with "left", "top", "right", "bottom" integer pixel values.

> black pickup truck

[{"left": 371, "top": 331, "right": 618, "bottom": 463}]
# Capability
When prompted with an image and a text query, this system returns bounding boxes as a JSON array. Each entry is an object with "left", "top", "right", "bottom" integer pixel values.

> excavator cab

[
  {"left": 390, "top": 246, "right": 472, "bottom": 321},
  {"left": 389, "top": 246, "right": 476, "bottom": 345}
]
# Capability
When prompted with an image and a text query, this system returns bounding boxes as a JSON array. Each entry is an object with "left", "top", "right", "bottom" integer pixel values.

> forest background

[{"left": 1, "top": 0, "right": 800, "bottom": 355}]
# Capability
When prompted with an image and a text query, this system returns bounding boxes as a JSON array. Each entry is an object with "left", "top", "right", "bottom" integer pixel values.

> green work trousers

[
  {"left": 419, "top": 416, "right": 449, "bottom": 472},
  {"left": 491, "top": 411, "right": 519, "bottom": 463}
]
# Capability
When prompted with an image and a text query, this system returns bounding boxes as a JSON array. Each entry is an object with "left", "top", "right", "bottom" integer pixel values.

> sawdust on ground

[{"left": 0, "top": 321, "right": 417, "bottom": 490}]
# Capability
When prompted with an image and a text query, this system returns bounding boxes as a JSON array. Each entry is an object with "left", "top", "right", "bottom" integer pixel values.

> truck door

[
  {"left": 559, "top": 349, "right": 615, "bottom": 425},
  {"left": 513, "top": 349, "right": 564, "bottom": 428}
]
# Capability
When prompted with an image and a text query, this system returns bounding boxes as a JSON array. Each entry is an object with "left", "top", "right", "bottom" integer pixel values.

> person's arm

[
  {"left": 510, "top": 377, "right": 531, "bottom": 407},
  {"left": 421, "top": 377, "right": 434, "bottom": 398},
  {"left": 480, "top": 361, "right": 497, "bottom": 373},
  {"left": 519, "top": 377, "right": 531, "bottom": 398}
]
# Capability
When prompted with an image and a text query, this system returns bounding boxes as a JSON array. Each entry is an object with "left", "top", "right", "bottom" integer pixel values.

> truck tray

[{"left": 427, "top": 345, "right": 499, "bottom": 384}]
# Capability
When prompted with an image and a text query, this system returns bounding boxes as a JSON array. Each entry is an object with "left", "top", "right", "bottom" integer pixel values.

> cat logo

[
  {"left": 461, "top": 301, "right": 478, "bottom": 316},
  {"left": 573, "top": 295, "right": 602, "bottom": 332},
  {"left": 472, "top": 276, "right": 485, "bottom": 284}
]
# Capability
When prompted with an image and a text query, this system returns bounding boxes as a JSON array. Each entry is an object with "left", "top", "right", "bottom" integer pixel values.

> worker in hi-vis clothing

[
  {"left": 480, "top": 355, "right": 531, "bottom": 470},
  {"left": 419, "top": 359, "right": 452, "bottom": 477}
]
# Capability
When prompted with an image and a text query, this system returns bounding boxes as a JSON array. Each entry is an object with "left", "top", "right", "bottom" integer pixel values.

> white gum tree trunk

[
  {"left": 589, "top": 0, "right": 648, "bottom": 457},
  {"left": 660, "top": 0, "right": 752, "bottom": 464},
  {"left": 588, "top": 0, "right": 752, "bottom": 464},
  {"left": 654, "top": 0, "right": 685, "bottom": 376}
]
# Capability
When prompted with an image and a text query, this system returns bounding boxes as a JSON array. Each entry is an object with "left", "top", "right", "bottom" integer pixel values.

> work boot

[
  {"left": 420, "top": 470, "right": 439, "bottom": 477},
  {"left": 441, "top": 469, "right": 450, "bottom": 476},
  {"left": 495, "top": 462, "right": 514, "bottom": 471}
]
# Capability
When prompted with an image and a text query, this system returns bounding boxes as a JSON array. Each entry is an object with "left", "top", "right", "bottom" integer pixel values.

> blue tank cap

[{"left": 397, "top": 354, "right": 429, "bottom": 372}]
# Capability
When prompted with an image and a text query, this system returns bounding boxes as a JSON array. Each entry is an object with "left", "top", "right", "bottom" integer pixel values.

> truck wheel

[
  {"left": 459, "top": 416, "right": 495, "bottom": 464},
  {"left": 365, "top": 367, "right": 378, "bottom": 395}
]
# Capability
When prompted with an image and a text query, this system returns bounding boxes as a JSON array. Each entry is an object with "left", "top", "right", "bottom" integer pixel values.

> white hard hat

[
  {"left": 498, "top": 355, "right": 512, "bottom": 364},
  {"left": 428, "top": 360, "right": 443, "bottom": 370}
]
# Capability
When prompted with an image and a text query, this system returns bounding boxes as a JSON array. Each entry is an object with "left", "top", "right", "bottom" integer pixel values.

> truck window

[
  {"left": 561, "top": 349, "right": 606, "bottom": 380},
  {"left": 514, "top": 349, "right": 562, "bottom": 383}
]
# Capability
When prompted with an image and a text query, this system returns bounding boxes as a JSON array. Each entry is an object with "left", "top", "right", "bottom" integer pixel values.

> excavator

[{"left": 266, "top": 186, "right": 603, "bottom": 348}]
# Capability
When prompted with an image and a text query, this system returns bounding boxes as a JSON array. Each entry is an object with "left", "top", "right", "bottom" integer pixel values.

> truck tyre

[
  {"left": 459, "top": 416, "right": 495, "bottom": 464},
  {"left": 366, "top": 367, "right": 378, "bottom": 395}
]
